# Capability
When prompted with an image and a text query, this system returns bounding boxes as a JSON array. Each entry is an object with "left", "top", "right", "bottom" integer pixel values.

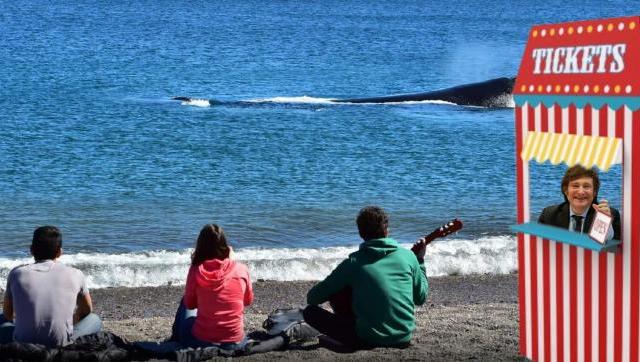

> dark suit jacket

[{"left": 538, "top": 201, "right": 621, "bottom": 241}]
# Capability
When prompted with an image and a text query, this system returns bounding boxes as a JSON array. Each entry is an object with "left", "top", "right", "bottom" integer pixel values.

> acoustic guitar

[{"left": 329, "top": 219, "right": 464, "bottom": 317}]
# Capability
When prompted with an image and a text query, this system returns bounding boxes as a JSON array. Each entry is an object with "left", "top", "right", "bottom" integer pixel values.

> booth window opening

[{"left": 528, "top": 161, "right": 623, "bottom": 241}]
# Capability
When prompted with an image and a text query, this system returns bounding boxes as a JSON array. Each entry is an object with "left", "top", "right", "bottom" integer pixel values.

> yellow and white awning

[{"left": 521, "top": 132, "right": 622, "bottom": 171}]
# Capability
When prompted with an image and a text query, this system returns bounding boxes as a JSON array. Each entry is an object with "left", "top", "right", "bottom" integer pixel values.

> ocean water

[{"left": 0, "top": 1, "right": 633, "bottom": 288}]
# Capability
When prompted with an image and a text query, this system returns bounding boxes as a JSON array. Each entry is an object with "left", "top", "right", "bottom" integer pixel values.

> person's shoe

[{"left": 283, "top": 321, "right": 320, "bottom": 343}]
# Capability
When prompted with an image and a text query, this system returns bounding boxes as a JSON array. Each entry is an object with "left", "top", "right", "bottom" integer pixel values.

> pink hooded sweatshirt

[{"left": 184, "top": 258, "right": 253, "bottom": 343}]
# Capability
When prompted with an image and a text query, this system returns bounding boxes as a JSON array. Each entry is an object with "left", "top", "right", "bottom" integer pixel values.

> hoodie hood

[
  {"left": 195, "top": 258, "right": 236, "bottom": 288},
  {"left": 358, "top": 237, "right": 399, "bottom": 260}
]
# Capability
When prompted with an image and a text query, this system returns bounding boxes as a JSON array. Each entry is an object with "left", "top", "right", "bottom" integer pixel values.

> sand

[{"left": 83, "top": 274, "right": 524, "bottom": 361}]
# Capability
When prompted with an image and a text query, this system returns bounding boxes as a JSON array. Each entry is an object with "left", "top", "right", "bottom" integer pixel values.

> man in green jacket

[{"left": 303, "top": 206, "right": 429, "bottom": 348}]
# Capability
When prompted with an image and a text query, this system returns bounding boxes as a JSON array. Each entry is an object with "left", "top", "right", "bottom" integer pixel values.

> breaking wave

[{"left": 0, "top": 236, "right": 516, "bottom": 289}]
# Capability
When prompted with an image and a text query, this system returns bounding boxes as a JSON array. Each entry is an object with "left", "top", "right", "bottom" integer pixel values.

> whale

[
  {"left": 333, "top": 77, "right": 515, "bottom": 107},
  {"left": 172, "top": 76, "right": 516, "bottom": 108}
]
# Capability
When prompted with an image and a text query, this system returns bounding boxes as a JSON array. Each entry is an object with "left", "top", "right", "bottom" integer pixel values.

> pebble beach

[{"left": 87, "top": 274, "right": 524, "bottom": 361}]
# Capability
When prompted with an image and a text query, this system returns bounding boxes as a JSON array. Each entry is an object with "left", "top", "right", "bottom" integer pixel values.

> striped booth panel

[{"left": 513, "top": 15, "right": 640, "bottom": 362}]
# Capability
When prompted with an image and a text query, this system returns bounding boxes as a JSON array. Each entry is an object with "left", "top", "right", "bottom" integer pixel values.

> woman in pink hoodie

[{"left": 170, "top": 224, "right": 254, "bottom": 350}]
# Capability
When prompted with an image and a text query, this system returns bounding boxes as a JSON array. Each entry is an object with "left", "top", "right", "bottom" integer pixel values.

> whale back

[{"left": 337, "top": 77, "right": 516, "bottom": 107}]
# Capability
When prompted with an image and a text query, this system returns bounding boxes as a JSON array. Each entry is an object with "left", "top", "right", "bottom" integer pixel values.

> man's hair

[
  {"left": 31, "top": 226, "right": 62, "bottom": 261},
  {"left": 191, "top": 224, "right": 231, "bottom": 266},
  {"left": 561, "top": 165, "right": 600, "bottom": 202},
  {"left": 356, "top": 206, "right": 389, "bottom": 241}
]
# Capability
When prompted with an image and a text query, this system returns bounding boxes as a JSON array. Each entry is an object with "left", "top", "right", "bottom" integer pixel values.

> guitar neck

[
  {"left": 421, "top": 231, "right": 440, "bottom": 246},
  {"left": 420, "top": 219, "right": 462, "bottom": 245}
]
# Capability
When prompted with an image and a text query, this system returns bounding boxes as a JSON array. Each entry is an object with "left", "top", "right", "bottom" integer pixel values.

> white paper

[{"left": 589, "top": 210, "right": 612, "bottom": 244}]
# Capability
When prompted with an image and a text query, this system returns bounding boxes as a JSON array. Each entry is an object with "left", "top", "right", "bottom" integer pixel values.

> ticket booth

[{"left": 510, "top": 16, "right": 640, "bottom": 362}]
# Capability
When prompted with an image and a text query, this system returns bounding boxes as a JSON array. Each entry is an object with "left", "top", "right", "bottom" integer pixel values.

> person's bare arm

[
  {"left": 74, "top": 292, "right": 92, "bottom": 324},
  {"left": 3, "top": 294, "right": 13, "bottom": 321}
]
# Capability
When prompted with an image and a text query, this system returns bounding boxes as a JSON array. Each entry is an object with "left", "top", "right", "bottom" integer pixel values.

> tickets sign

[{"left": 514, "top": 16, "right": 640, "bottom": 97}]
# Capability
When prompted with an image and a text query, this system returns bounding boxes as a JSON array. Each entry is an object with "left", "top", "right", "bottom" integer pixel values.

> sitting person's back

[
  {"left": 1, "top": 226, "right": 102, "bottom": 347},
  {"left": 8, "top": 261, "right": 88, "bottom": 346},
  {"left": 184, "top": 256, "right": 252, "bottom": 343},
  {"left": 307, "top": 237, "right": 425, "bottom": 345},
  {"left": 304, "top": 206, "right": 428, "bottom": 348},
  {"left": 171, "top": 224, "right": 253, "bottom": 349}
]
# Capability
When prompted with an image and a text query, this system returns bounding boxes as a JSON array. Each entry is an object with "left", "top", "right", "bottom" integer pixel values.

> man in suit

[{"left": 538, "top": 165, "right": 621, "bottom": 240}]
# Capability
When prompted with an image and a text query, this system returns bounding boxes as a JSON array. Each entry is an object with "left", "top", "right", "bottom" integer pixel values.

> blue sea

[{"left": 0, "top": 1, "right": 633, "bottom": 288}]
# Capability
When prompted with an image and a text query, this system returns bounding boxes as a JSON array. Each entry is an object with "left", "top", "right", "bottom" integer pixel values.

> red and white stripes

[{"left": 515, "top": 102, "right": 639, "bottom": 362}]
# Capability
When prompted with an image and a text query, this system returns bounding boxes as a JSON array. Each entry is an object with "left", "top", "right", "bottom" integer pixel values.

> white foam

[
  {"left": 177, "top": 95, "right": 514, "bottom": 108},
  {"left": 247, "top": 96, "right": 335, "bottom": 104},
  {"left": 247, "top": 96, "right": 457, "bottom": 106},
  {"left": 424, "top": 235, "right": 517, "bottom": 275},
  {"left": 505, "top": 94, "right": 516, "bottom": 108},
  {"left": 0, "top": 236, "right": 516, "bottom": 289},
  {"left": 182, "top": 98, "right": 211, "bottom": 107},
  {"left": 485, "top": 93, "right": 515, "bottom": 108}
]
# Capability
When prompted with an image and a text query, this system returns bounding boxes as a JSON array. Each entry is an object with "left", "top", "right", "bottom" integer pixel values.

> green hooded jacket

[{"left": 307, "top": 237, "right": 428, "bottom": 346}]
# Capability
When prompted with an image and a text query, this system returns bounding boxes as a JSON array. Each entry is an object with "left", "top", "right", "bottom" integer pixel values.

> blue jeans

[
  {"left": 72, "top": 312, "right": 103, "bottom": 340},
  {"left": 0, "top": 314, "right": 13, "bottom": 344},
  {"left": 0, "top": 312, "right": 102, "bottom": 344},
  {"left": 171, "top": 298, "right": 247, "bottom": 350}
]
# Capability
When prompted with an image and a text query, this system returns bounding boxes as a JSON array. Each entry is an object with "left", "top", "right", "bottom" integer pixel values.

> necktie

[{"left": 572, "top": 215, "right": 584, "bottom": 233}]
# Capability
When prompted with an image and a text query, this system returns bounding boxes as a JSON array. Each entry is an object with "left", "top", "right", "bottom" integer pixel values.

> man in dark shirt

[{"left": 538, "top": 165, "right": 621, "bottom": 240}]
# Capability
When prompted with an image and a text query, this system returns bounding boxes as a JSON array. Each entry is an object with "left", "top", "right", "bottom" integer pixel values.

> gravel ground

[{"left": 89, "top": 274, "right": 525, "bottom": 361}]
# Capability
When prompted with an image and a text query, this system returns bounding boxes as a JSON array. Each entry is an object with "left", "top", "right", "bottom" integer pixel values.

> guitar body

[{"left": 329, "top": 286, "right": 354, "bottom": 317}]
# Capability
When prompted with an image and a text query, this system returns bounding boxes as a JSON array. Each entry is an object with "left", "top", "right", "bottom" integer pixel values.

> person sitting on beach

[
  {"left": 170, "top": 224, "right": 253, "bottom": 350},
  {"left": 0, "top": 226, "right": 102, "bottom": 347},
  {"left": 302, "top": 206, "right": 428, "bottom": 349},
  {"left": 538, "top": 165, "right": 621, "bottom": 240}
]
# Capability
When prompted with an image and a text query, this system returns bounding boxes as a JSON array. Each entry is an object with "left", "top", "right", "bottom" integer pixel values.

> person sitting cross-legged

[
  {"left": 169, "top": 224, "right": 254, "bottom": 350},
  {"left": 0, "top": 226, "right": 102, "bottom": 347},
  {"left": 302, "top": 206, "right": 429, "bottom": 349}
]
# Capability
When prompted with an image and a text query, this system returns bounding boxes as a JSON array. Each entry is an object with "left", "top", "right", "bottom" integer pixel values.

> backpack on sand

[{"left": 262, "top": 307, "right": 320, "bottom": 342}]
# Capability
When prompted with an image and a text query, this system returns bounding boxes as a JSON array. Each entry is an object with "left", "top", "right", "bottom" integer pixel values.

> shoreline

[
  {"left": 91, "top": 273, "right": 519, "bottom": 320},
  {"left": 89, "top": 273, "right": 523, "bottom": 360}
]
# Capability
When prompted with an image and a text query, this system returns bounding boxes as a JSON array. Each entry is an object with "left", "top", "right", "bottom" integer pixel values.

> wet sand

[{"left": 89, "top": 274, "right": 524, "bottom": 361}]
